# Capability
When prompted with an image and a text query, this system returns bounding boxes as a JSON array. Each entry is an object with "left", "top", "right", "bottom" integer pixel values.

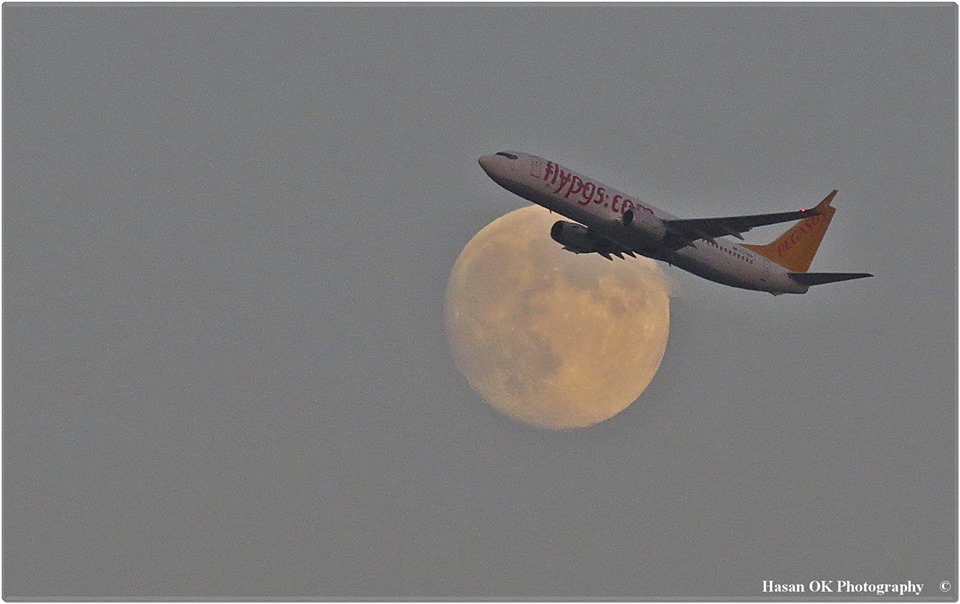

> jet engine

[
  {"left": 550, "top": 221, "right": 606, "bottom": 254},
  {"left": 622, "top": 208, "right": 667, "bottom": 242},
  {"left": 550, "top": 220, "right": 640, "bottom": 260}
]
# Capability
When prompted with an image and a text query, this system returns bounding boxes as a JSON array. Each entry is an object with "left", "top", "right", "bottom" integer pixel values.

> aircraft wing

[{"left": 663, "top": 190, "right": 836, "bottom": 243}]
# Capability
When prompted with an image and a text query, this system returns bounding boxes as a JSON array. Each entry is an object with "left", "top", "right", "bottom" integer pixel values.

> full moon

[{"left": 444, "top": 205, "right": 671, "bottom": 430}]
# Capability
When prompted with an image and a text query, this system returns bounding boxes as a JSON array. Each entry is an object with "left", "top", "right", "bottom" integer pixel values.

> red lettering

[
  {"left": 777, "top": 216, "right": 822, "bottom": 256},
  {"left": 596, "top": 187, "right": 606, "bottom": 206},
  {"left": 543, "top": 161, "right": 556, "bottom": 183},
  {"left": 576, "top": 179, "right": 595, "bottom": 206},
  {"left": 611, "top": 194, "right": 622, "bottom": 213},
  {"left": 566, "top": 176, "right": 584, "bottom": 198},
  {"left": 583, "top": 182, "right": 598, "bottom": 204},
  {"left": 554, "top": 170, "right": 571, "bottom": 194}
]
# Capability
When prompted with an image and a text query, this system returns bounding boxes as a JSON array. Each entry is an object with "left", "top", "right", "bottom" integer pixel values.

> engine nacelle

[
  {"left": 622, "top": 209, "right": 667, "bottom": 242},
  {"left": 550, "top": 221, "right": 603, "bottom": 254}
]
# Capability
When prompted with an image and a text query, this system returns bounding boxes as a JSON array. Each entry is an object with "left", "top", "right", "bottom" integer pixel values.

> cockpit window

[{"left": 495, "top": 152, "right": 518, "bottom": 160}]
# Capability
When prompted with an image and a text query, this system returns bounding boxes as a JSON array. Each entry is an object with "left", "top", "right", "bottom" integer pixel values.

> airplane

[{"left": 478, "top": 151, "right": 872, "bottom": 295}]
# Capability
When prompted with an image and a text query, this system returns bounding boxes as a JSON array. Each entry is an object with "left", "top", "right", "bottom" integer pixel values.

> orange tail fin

[{"left": 742, "top": 191, "right": 838, "bottom": 272}]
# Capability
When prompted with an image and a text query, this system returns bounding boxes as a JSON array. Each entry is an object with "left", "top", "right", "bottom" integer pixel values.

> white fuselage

[{"left": 478, "top": 151, "right": 808, "bottom": 294}]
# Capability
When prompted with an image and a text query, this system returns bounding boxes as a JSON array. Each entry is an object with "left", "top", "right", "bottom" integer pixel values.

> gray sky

[{"left": 4, "top": 4, "right": 956, "bottom": 600}]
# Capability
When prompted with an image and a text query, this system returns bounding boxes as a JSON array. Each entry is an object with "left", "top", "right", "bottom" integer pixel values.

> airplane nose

[{"left": 478, "top": 155, "right": 494, "bottom": 174}]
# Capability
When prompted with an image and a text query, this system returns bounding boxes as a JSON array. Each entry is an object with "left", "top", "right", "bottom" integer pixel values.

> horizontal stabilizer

[{"left": 789, "top": 272, "right": 873, "bottom": 286}]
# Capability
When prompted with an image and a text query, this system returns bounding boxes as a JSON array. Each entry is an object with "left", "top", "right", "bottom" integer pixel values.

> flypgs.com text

[{"left": 541, "top": 161, "right": 655, "bottom": 217}]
